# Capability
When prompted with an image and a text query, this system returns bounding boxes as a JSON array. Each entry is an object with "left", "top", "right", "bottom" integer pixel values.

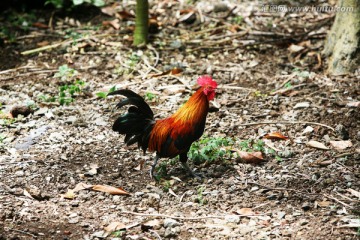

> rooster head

[{"left": 197, "top": 75, "right": 217, "bottom": 101}]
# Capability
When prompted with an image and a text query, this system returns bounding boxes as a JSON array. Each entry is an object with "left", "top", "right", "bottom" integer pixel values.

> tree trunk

[
  {"left": 133, "top": 0, "right": 149, "bottom": 46},
  {"left": 323, "top": 0, "right": 360, "bottom": 75}
]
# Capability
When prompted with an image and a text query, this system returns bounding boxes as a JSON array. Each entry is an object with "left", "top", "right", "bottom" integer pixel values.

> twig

[
  {"left": 222, "top": 6, "right": 237, "bottom": 19},
  {"left": 239, "top": 121, "right": 335, "bottom": 131},
  {"left": 148, "top": 45, "right": 160, "bottom": 68},
  {"left": 218, "top": 85, "right": 256, "bottom": 91},
  {"left": 121, "top": 211, "right": 262, "bottom": 220},
  {"left": 6, "top": 228, "right": 37, "bottom": 238},
  {"left": 247, "top": 181, "right": 317, "bottom": 195},
  {"left": 323, "top": 194, "right": 353, "bottom": 208},
  {"left": 149, "top": 230, "right": 162, "bottom": 240},
  {"left": 21, "top": 34, "right": 109, "bottom": 55},
  {"left": 334, "top": 152, "right": 355, "bottom": 158},
  {"left": 264, "top": 141, "right": 282, "bottom": 152}
]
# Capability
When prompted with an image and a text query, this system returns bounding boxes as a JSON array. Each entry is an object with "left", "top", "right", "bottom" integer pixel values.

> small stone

[
  {"left": 113, "top": 195, "right": 121, "bottom": 202},
  {"left": 15, "top": 170, "right": 25, "bottom": 176},
  {"left": 134, "top": 192, "right": 144, "bottom": 197},
  {"left": 293, "top": 102, "right": 310, "bottom": 109},
  {"left": 225, "top": 215, "right": 240, "bottom": 224},
  {"left": 95, "top": 118, "right": 107, "bottom": 126},
  {"left": 69, "top": 213, "right": 78, "bottom": 218},
  {"left": 164, "top": 226, "right": 180, "bottom": 237},
  {"left": 302, "top": 202, "right": 311, "bottom": 211},
  {"left": 164, "top": 218, "right": 180, "bottom": 228},
  {"left": 278, "top": 149, "right": 293, "bottom": 158},
  {"left": 10, "top": 106, "right": 34, "bottom": 118},
  {"left": 213, "top": 3, "right": 229, "bottom": 12},
  {"left": 34, "top": 107, "right": 48, "bottom": 116},
  {"left": 91, "top": 230, "right": 107, "bottom": 238},
  {"left": 277, "top": 211, "right": 286, "bottom": 219},
  {"left": 335, "top": 124, "right": 349, "bottom": 140},
  {"left": 68, "top": 217, "right": 79, "bottom": 224},
  {"left": 299, "top": 219, "right": 309, "bottom": 226},
  {"left": 65, "top": 116, "right": 77, "bottom": 124}
]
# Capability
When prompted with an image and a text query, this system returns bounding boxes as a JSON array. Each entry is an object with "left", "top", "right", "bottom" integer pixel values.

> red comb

[{"left": 197, "top": 75, "right": 217, "bottom": 88}]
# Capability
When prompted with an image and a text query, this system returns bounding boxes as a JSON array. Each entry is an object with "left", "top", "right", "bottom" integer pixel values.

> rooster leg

[
  {"left": 180, "top": 152, "right": 202, "bottom": 179},
  {"left": 150, "top": 154, "right": 160, "bottom": 179}
]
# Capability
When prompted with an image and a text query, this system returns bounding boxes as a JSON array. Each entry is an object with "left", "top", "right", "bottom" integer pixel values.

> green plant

[
  {"left": 96, "top": 86, "right": 117, "bottom": 99},
  {"left": 46, "top": 0, "right": 105, "bottom": 9},
  {"left": 145, "top": 92, "right": 157, "bottom": 101},
  {"left": 189, "top": 136, "right": 233, "bottom": 165},
  {"left": 154, "top": 161, "right": 169, "bottom": 181},
  {"left": 232, "top": 15, "right": 243, "bottom": 25},
  {"left": 162, "top": 180, "right": 171, "bottom": 192},
  {"left": 0, "top": 134, "right": 5, "bottom": 143},
  {"left": 111, "top": 229, "right": 126, "bottom": 237},
  {"left": 58, "top": 80, "right": 85, "bottom": 105},
  {"left": 253, "top": 90, "right": 267, "bottom": 98},
  {"left": 54, "top": 65, "right": 78, "bottom": 81},
  {"left": 1, "top": 118, "right": 16, "bottom": 127},
  {"left": 127, "top": 53, "right": 141, "bottom": 68},
  {"left": 284, "top": 81, "right": 293, "bottom": 89},
  {"left": 38, "top": 80, "right": 85, "bottom": 105},
  {"left": 38, "top": 95, "right": 56, "bottom": 103},
  {"left": 275, "top": 155, "right": 283, "bottom": 162},
  {"left": 196, "top": 186, "right": 207, "bottom": 205},
  {"left": 64, "top": 29, "right": 83, "bottom": 45}
]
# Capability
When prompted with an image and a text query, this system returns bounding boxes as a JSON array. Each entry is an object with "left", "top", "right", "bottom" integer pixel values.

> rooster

[{"left": 109, "top": 76, "right": 218, "bottom": 178}]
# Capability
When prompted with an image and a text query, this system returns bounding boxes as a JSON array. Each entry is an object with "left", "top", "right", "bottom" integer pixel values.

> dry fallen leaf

[
  {"left": 73, "top": 182, "right": 93, "bottom": 192},
  {"left": 23, "top": 189, "right": 35, "bottom": 199},
  {"left": 102, "top": 19, "right": 120, "bottom": 30},
  {"left": 235, "top": 208, "right": 255, "bottom": 215},
  {"left": 317, "top": 201, "right": 331, "bottom": 207},
  {"left": 263, "top": 132, "right": 289, "bottom": 140},
  {"left": 62, "top": 189, "right": 76, "bottom": 199},
  {"left": 288, "top": 44, "right": 305, "bottom": 53},
  {"left": 347, "top": 188, "right": 360, "bottom": 199},
  {"left": 306, "top": 140, "right": 329, "bottom": 150},
  {"left": 134, "top": 159, "right": 145, "bottom": 171},
  {"left": 32, "top": 22, "right": 48, "bottom": 29},
  {"left": 329, "top": 140, "right": 352, "bottom": 150},
  {"left": 346, "top": 101, "right": 360, "bottom": 108},
  {"left": 104, "top": 222, "right": 126, "bottom": 232},
  {"left": 101, "top": 3, "right": 119, "bottom": 17},
  {"left": 150, "top": 67, "right": 183, "bottom": 77},
  {"left": 92, "top": 185, "right": 130, "bottom": 195},
  {"left": 141, "top": 219, "right": 161, "bottom": 231},
  {"left": 88, "top": 163, "right": 99, "bottom": 175},
  {"left": 235, "top": 150, "right": 264, "bottom": 164},
  {"left": 117, "top": 10, "right": 135, "bottom": 20}
]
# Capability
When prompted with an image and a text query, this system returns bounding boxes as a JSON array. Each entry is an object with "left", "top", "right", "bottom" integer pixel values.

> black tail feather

[
  {"left": 110, "top": 89, "right": 155, "bottom": 152},
  {"left": 109, "top": 89, "right": 154, "bottom": 118}
]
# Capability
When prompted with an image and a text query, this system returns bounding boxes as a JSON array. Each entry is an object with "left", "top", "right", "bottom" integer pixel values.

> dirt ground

[{"left": 0, "top": 1, "right": 359, "bottom": 239}]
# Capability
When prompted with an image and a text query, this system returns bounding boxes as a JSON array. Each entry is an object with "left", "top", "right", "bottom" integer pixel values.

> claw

[{"left": 181, "top": 162, "right": 203, "bottom": 179}]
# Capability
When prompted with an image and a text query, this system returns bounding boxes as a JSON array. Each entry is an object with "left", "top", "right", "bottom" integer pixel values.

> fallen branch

[
  {"left": 323, "top": 194, "right": 353, "bottom": 208},
  {"left": 21, "top": 34, "right": 109, "bottom": 55},
  {"left": 6, "top": 227, "right": 37, "bottom": 238},
  {"left": 239, "top": 121, "right": 335, "bottom": 131},
  {"left": 121, "top": 211, "right": 262, "bottom": 220}
]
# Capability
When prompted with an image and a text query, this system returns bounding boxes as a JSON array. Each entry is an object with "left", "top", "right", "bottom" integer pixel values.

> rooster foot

[
  {"left": 149, "top": 155, "right": 160, "bottom": 180},
  {"left": 181, "top": 162, "right": 203, "bottom": 179}
]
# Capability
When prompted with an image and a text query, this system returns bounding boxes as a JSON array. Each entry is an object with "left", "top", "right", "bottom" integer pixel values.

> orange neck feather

[{"left": 171, "top": 87, "right": 209, "bottom": 124}]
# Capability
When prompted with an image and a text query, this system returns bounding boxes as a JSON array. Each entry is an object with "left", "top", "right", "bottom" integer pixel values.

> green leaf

[
  {"left": 73, "top": 0, "right": 84, "bottom": 5},
  {"left": 96, "top": 92, "right": 107, "bottom": 99},
  {"left": 92, "top": 0, "right": 105, "bottom": 7},
  {"left": 109, "top": 86, "right": 116, "bottom": 93}
]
